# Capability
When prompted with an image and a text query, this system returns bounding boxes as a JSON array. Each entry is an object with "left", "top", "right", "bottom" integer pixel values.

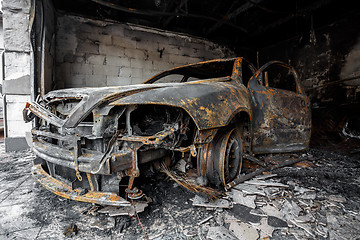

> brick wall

[{"left": 56, "top": 15, "right": 234, "bottom": 89}]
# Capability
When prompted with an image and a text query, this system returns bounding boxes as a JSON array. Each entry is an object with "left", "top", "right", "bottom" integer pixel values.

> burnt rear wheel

[
  {"left": 216, "top": 128, "right": 243, "bottom": 185},
  {"left": 201, "top": 127, "right": 244, "bottom": 187}
]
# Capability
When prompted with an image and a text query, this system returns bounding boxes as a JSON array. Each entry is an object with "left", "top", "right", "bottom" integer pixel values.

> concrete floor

[
  {"left": 1, "top": 140, "right": 360, "bottom": 240},
  {"left": 0, "top": 142, "right": 219, "bottom": 240}
]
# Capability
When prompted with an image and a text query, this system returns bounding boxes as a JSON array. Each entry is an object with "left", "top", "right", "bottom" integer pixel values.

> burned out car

[{"left": 23, "top": 58, "right": 311, "bottom": 206}]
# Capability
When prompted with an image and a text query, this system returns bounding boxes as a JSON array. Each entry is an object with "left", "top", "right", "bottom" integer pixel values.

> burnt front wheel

[{"left": 214, "top": 128, "right": 243, "bottom": 186}]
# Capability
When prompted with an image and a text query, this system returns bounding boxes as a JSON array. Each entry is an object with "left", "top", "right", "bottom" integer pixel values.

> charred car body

[{"left": 23, "top": 58, "right": 311, "bottom": 206}]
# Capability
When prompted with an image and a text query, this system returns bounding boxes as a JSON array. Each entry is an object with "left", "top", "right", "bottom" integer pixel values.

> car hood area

[{"left": 40, "top": 80, "right": 251, "bottom": 130}]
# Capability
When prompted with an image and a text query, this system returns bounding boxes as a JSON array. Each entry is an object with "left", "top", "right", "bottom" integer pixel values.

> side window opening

[{"left": 263, "top": 65, "right": 297, "bottom": 92}]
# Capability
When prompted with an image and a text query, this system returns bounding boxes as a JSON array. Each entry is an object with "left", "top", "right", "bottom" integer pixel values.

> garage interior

[
  {"left": 0, "top": 0, "right": 359, "bottom": 239},
  {"left": 52, "top": 0, "right": 360, "bottom": 149}
]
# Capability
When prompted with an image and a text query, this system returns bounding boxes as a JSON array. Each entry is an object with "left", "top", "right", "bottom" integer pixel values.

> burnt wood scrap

[
  {"left": 162, "top": 152, "right": 313, "bottom": 200},
  {"left": 161, "top": 164, "right": 225, "bottom": 201},
  {"left": 23, "top": 57, "right": 311, "bottom": 207},
  {"left": 226, "top": 155, "right": 310, "bottom": 190}
]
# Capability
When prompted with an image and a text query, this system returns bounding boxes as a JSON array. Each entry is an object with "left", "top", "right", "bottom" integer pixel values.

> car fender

[{"left": 110, "top": 81, "right": 252, "bottom": 130}]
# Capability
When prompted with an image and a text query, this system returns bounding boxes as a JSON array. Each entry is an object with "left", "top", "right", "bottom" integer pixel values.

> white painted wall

[
  {"left": 1, "top": 14, "right": 4, "bottom": 85},
  {"left": 2, "top": 0, "right": 32, "bottom": 141},
  {"left": 1, "top": 12, "right": 4, "bottom": 121}
]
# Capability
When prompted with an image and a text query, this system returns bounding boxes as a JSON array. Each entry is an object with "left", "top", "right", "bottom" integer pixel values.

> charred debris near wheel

[{"left": 23, "top": 57, "right": 311, "bottom": 206}]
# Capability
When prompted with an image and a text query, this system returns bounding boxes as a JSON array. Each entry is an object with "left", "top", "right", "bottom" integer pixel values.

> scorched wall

[
  {"left": 2, "top": 3, "right": 234, "bottom": 151},
  {"left": 55, "top": 15, "right": 234, "bottom": 89}
]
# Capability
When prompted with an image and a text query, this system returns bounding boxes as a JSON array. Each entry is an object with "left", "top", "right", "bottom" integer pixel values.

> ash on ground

[{"left": 1, "top": 141, "right": 359, "bottom": 240}]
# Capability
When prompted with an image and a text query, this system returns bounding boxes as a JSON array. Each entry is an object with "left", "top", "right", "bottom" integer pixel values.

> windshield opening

[{"left": 144, "top": 59, "right": 236, "bottom": 84}]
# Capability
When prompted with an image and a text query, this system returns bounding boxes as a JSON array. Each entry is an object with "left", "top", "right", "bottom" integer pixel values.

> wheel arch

[
  {"left": 197, "top": 110, "right": 253, "bottom": 187},
  {"left": 231, "top": 110, "right": 252, "bottom": 154}
]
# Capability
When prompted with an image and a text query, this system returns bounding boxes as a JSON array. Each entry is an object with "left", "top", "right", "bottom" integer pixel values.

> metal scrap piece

[
  {"left": 227, "top": 189, "right": 256, "bottom": 209},
  {"left": 206, "top": 226, "right": 238, "bottom": 240},
  {"left": 192, "top": 195, "right": 232, "bottom": 209},
  {"left": 98, "top": 201, "right": 148, "bottom": 216}
]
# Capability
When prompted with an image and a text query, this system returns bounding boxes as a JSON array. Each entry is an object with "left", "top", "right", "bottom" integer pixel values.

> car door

[{"left": 248, "top": 61, "right": 311, "bottom": 154}]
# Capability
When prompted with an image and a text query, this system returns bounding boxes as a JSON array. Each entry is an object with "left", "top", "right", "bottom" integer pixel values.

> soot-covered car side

[{"left": 23, "top": 58, "right": 311, "bottom": 206}]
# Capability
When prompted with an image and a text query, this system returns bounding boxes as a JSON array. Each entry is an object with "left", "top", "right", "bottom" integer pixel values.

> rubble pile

[
  {"left": 1, "top": 141, "right": 359, "bottom": 239},
  {"left": 192, "top": 151, "right": 360, "bottom": 240},
  {"left": 196, "top": 176, "right": 342, "bottom": 239}
]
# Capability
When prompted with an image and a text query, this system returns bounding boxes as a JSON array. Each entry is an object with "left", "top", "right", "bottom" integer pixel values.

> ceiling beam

[
  {"left": 162, "top": 0, "right": 190, "bottom": 28},
  {"left": 247, "top": 0, "right": 338, "bottom": 40},
  {"left": 205, "top": 0, "right": 264, "bottom": 36},
  {"left": 91, "top": 0, "right": 248, "bottom": 32}
]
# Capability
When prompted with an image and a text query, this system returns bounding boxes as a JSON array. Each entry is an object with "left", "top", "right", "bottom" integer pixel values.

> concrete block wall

[
  {"left": 1, "top": 9, "right": 234, "bottom": 152},
  {"left": 2, "top": 0, "right": 32, "bottom": 151},
  {"left": 56, "top": 15, "right": 235, "bottom": 89}
]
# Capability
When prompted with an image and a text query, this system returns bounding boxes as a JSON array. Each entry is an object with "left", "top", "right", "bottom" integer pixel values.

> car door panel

[{"left": 248, "top": 61, "right": 311, "bottom": 154}]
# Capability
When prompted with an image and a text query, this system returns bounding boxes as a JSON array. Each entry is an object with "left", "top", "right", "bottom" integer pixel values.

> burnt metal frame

[
  {"left": 248, "top": 61, "right": 311, "bottom": 154},
  {"left": 24, "top": 58, "right": 311, "bottom": 205}
]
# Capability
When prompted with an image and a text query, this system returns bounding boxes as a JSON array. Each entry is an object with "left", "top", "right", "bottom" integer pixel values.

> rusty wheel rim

[
  {"left": 224, "top": 136, "right": 241, "bottom": 182},
  {"left": 218, "top": 129, "right": 243, "bottom": 185}
]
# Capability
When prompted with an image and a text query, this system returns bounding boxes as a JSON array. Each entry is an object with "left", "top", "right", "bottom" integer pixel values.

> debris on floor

[
  {"left": 192, "top": 195, "right": 232, "bottom": 209},
  {"left": 229, "top": 221, "right": 259, "bottom": 240},
  {"left": 197, "top": 216, "right": 213, "bottom": 225},
  {"left": 221, "top": 172, "right": 329, "bottom": 239},
  {"left": 63, "top": 223, "right": 78, "bottom": 237},
  {"left": 90, "top": 216, "right": 116, "bottom": 230},
  {"left": 206, "top": 226, "right": 238, "bottom": 240},
  {"left": 1, "top": 142, "right": 360, "bottom": 239},
  {"left": 227, "top": 189, "right": 256, "bottom": 209},
  {"left": 185, "top": 151, "right": 360, "bottom": 239},
  {"left": 98, "top": 201, "right": 148, "bottom": 217}
]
